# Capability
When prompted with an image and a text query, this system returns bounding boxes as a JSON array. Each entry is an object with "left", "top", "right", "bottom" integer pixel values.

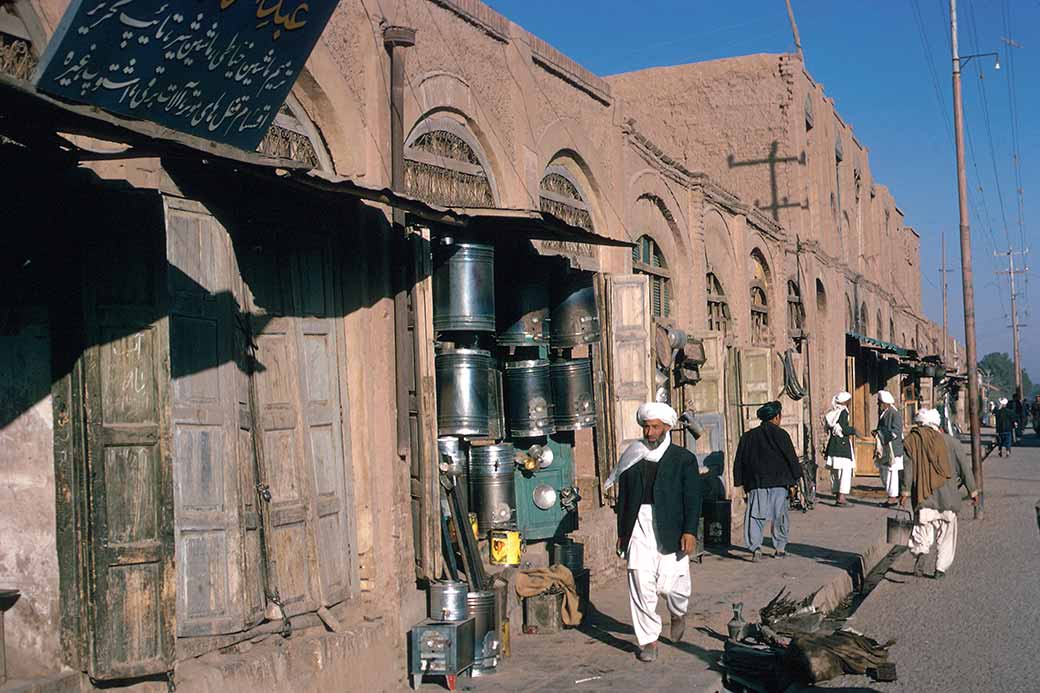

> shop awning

[
  {"left": 0, "top": 74, "right": 631, "bottom": 249},
  {"left": 846, "top": 331, "right": 913, "bottom": 358}
]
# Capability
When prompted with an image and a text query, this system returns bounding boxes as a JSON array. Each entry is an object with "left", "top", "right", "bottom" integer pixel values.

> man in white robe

[{"left": 605, "top": 403, "right": 702, "bottom": 662}]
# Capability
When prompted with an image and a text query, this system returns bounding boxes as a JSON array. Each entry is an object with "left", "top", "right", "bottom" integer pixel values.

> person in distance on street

[
  {"left": 873, "top": 390, "right": 904, "bottom": 507},
  {"left": 900, "top": 408, "right": 977, "bottom": 579},
  {"left": 605, "top": 402, "right": 702, "bottom": 663},
  {"left": 824, "top": 391, "right": 858, "bottom": 506},
  {"left": 733, "top": 400, "right": 801, "bottom": 562},
  {"left": 994, "top": 398, "right": 1014, "bottom": 457}
]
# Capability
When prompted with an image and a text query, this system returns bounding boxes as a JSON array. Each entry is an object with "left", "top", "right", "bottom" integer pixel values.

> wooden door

[
  {"left": 739, "top": 347, "right": 772, "bottom": 432},
  {"left": 82, "top": 199, "right": 174, "bottom": 679},
  {"left": 604, "top": 274, "right": 652, "bottom": 462},
  {"left": 166, "top": 201, "right": 250, "bottom": 636}
]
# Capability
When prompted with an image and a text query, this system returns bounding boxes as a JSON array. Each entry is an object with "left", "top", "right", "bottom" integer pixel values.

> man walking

[
  {"left": 605, "top": 403, "right": 702, "bottom": 663},
  {"left": 995, "top": 398, "right": 1014, "bottom": 457},
  {"left": 733, "top": 401, "right": 801, "bottom": 562},
  {"left": 900, "top": 408, "right": 978, "bottom": 579},
  {"left": 873, "top": 390, "right": 904, "bottom": 507}
]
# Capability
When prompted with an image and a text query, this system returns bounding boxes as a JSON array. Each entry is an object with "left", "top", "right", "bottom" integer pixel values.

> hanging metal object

[
  {"left": 433, "top": 239, "right": 496, "bottom": 333},
  {"left": 549, "top": 358, "right": 596, "bottom": 430},
  {"left": 549, "top": 275, "right": 600, "bottom": 347},
  {"left": 497, "top": 280, "right": 550, "bottom": 346},
  {"left": 469, "top": 444, "right": 517, "bottom": 533},
  {"left": 532, "top": 484, "right": 558, "bottom": 510},
  {"left": 435, "top": 348, "right": 492, "bottom": 437},
  {"left": 503, "top": 359, "right": 556, "bottom": 438}
]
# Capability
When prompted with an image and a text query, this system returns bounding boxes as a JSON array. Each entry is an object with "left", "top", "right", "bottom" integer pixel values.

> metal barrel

[
  {"left": 435, "top": 349, "right": 492, "bottom": 437},
  {"left": 549, "top": 358, "right": 596, "bottom": 430},
  {"left": 438, "top": 436, "right": 469, "bottom": 511},
  {"left": 497, "top": 280, "right": 550, "bottom": 346},
  {"left": 469, "top": 444, "right": 516, "bottom": 533},
  {"left": 503, "top": 360, "right": 556, "bottom": 437},
  {"left": 466, "top": 590, "right": 498, "bottom": 675},
  {"left": 550, "top": 538, "right": 585, "bottom": 575},
  {"left": 433, "top": 240, "right": 495, "bottom": 333},
  {"left": 487, "top": 366, "right": 505, "bottom": 442},
  {"left": 427, "top": 580, "right": 469, "bottom": 621},
  {"left": 549, "top": 276, "right": 600, "bottom": 347}
]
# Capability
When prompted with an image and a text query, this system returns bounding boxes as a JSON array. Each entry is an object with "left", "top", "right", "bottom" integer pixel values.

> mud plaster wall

[{"left": 0, "top": 321, "right": 62, "bottom": 679}]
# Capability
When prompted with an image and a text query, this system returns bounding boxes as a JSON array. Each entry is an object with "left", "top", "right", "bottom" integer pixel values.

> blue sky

[{"left": 486, "top": 0, "right": 1038, "bottom": 379}]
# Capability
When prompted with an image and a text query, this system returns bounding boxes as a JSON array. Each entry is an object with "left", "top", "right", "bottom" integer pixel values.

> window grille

[
  {"left": 707, "top": 273, "right": 730, "bottom": 333},
  {"left": 633, "top": 235, "right": 671, "bottom": 319}
]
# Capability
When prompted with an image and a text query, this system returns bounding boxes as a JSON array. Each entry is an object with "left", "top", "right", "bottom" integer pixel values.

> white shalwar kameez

[
  {"left": 627, "top": 503, "right": 691, "bottom": 647},
  {"left": 908, "top": 508, "right": 958, "bottom": 573}
]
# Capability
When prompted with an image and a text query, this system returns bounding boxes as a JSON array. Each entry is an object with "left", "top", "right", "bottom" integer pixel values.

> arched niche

[
  {"left": 540, "top": 161, "right": 594, "bottom": 232},
  {"left": 404, "top": 115, "right": 499, "bottom": 207},
  {"left": 257, "top": 93, "right": 335, "bottom": 172}
]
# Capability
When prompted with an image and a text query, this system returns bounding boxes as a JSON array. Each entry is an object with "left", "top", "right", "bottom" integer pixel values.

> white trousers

[
  {"left": 830, "top": 467, "right": 853, "bottom": 494},
  {"left": 878, "top": 456, "right": 903, "bottom": 497},
  {"left": 908, "top": 508, "right": 959, "bottom": 573},
  {"left": 627, "top": 505, "right": 691, "bottom": 646}
]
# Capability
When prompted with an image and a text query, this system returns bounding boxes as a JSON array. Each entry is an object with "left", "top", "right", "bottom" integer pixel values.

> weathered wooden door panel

[
  {"left": 739, "top": 348, "right": 772, "bottom": 433},
  {"left": 166, "top": 202, "right": 248, "bottom": 636},
  {"left": 83, "top": 209, "right": 174, "bottom": 680},
  {"left": 605, "top": 275, "right": 652, "bottom": 461}
]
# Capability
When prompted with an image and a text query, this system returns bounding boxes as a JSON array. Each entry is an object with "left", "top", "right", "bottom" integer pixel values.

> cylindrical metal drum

[
  {"left": 437, "top": 437, "right": 469, "bottom": 511},
  {"left": 470, "top": 444, "right": 516, "bottom": 533},
  {"left": 503, "top": 360, "right": 556, "bottom": 437},
  {"left": 435, "top": 349, "right": 492, "bottom": 437},
  {"left": 467, "top": 590, "right": 499, "bottom": 676},
  {"left": 550, "top": 539, "right": 585, "bottom": 575},
  {"left": 433, "top": 240, "right": 495, "bottom": 333},
  {"left": 487, "top": 366, "right": 505, "bottom": 441},
  {"left": 550, "top": 276, "right": 600, "bottom": 347},
  {"left": 497, "top": 281, "right": 550, "bottom": 346},
  {"left": 549, "top": 359, "right": 597, "bottom": 430},
  {"left": 427, "top": 580, "right": 469, "bottom": 621}
]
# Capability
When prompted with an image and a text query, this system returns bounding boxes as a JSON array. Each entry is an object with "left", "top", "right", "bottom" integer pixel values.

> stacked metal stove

[{"left": 409, "top": 237, "right": 600, "bottom": 687}]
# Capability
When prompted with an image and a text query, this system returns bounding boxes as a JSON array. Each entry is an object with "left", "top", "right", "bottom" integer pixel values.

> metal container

[
  {"left": 549, "top": 359, "right": 596, "bottom": 431},
  {"left": 408, "top": 617, "right": 475, "bottom": 686},
  {"left": 550, "top": 276, "right": 600, "bottom": 347},
  {"left": 503, "top": 360, "right": 556, "bottom": 437},
  {"left": 469, "top": 444, "right": 516, "bottom": 533},
  {"left": 487, "top": 366, "right": 505, "bottom": 441},
  {"left": 466, "top": 590, "right": 499, "bottom": 676},
  {"left": 497, "top": 281, "right": 550, "bottom": 346},
  {"left": 489, "top": 529, "right": 522, "bottom": 566},
  {"left": 428, "top": 580, "right": 469, "bottom": 621},
  {"left": 549, "top": 538, "right": 584, "bottom": 575},
  {"left": 436, "top": 349, "right": 492, "bottom": 437},
  {"left": 433, "top": 240, "right": 495, "bottom": 333},
  {"left": 702, "top": 499, "right": 732, "bottom": 547},
  {"left": 438, "top": 437, "right": 469, "bottom": 511},
  {"left": 886, "top": 509, "right": 914, "bottom": 545},
  {"left": 522, "top": 590, "right": 564, "bottom": 635}
]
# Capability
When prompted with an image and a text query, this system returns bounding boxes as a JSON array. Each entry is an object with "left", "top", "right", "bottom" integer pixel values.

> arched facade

[{"left": 404, "top": 115, "right": 500, "bottom": 207}]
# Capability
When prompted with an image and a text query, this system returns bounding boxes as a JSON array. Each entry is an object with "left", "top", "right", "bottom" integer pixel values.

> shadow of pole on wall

[{"left": 727, "top": 141, "right": 807, "bottom": 222}]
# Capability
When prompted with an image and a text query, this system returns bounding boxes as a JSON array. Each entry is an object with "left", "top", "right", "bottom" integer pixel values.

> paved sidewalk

[{"left": 411, "top": 476, "right": 900, "bottom": 693}]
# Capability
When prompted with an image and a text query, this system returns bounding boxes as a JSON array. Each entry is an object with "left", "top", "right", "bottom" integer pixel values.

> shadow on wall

[{"left": 727, "top": 141, "right": 807, "bottom": 222}]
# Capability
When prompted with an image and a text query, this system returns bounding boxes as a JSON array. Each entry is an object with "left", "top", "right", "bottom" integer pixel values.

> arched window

[
  {"left": 633, "top": 235, "right": 671, "bottom": 318},
  {"left": 707, "top": 273, "right": 730, "bottom": 332},
  {"left": 787, "top": 280, "right": 805, "bottom": 335},
  {"left": 258, "top": 95, "right": 334, "bottom": 171},
  {"left": 404, "top": 119, "right": 495, "bottom": 206},
  {"left": 540, "top": 165, "right": 593, "bottom": 231},
  {"left": 0, "top": 6, "right": 39, "bottom": 80},
  {"left": 750, "top": 250, "right": 771, "bottom": 345},
  {"left": 845, "top": 295, "right": 854, "bottom": 333}
]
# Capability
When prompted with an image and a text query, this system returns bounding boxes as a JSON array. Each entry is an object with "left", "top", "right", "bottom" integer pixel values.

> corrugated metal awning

[{"left": 846, "top": 331, "right": 913, "bottom": 358}]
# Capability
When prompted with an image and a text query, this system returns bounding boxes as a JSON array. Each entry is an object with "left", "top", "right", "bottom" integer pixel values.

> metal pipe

[{"left": 950, "top": 0, "right": 984, "bottom": 517}]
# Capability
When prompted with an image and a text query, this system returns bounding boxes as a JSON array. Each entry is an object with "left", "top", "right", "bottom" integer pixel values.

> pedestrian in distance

[
  {"left": 1011, "top": 389, "right": 1025, "bottom": 444},
  {"left": 824, "top": 391, "right": 858, "bottom": 506},
  {"left": 604, "top": 402, "right": 702, "bottom": 663},
  {"left": 733, "top": 400, "right": 801, "bottom": 562},
  {"left": 900, "top": 408, "right": 978, "bottom": 579},
  {"left": 873, "top": 390, "right": 904, "bottom": 507},
  {"left": 994, "top": 398, "right": 1014, "bottom": 457}
]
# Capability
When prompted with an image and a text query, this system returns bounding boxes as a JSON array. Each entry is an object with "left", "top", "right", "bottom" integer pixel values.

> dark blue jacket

[{"left": 615, "top": 442, "right": 702, "bottom": 554}]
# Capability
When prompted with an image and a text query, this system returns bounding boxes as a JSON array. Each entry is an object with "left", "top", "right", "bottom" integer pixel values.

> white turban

[
  {"left": 915, "top": 408, "right": 941, "bottom": 428},
  {"left": 824, "top": 392, "right": 853, "bottom": 432},
  {"left": 636, "top": 402, "right": 678, "bottom": 428},
  {"left": 878, "top": 390, "right": 895, "bottom": 405},
  {"left": 999, "top": 398, "right": 1008, "bottom": 407},
  {"left": 834, "top": 391, "right": 853, "bottom": 404}
]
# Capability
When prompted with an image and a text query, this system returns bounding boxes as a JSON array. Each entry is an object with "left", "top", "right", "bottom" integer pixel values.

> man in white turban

[
  {"left": 823, "top": 392, "right": 857, "bottom": 506},
  {"left": 606, "top": 402, "right": 702, "bottom": 662},
  {"left": 873, "top": 390, "right": 904, "bottom": 506}
]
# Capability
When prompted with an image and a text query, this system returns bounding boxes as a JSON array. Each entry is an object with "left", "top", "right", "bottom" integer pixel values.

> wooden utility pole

[
  {"left": 940, "top": 232, "right": 949, "bottom": 361},
  {"left": 995, "top": 249, "right": 1027, "bottom": 394},
  {"left": 785, "top": 0, "right": 804, "bottom": 62},
  {"left": 950, "top": 0, "right": 984, "bottom": 517}
]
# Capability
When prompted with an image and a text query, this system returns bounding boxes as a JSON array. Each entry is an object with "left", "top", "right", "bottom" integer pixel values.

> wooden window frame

[
  {"left": 750, "top": 282, "right": 770, "bottom": 346},
  {"left": 706, "top": 272, "right": 730, "bottom": 333},
  {"left": 786, "top": 279, "right": 804, "bottom": 336},
  {"left": 632, "top": 234, "right": 671, "bottom": 319}
]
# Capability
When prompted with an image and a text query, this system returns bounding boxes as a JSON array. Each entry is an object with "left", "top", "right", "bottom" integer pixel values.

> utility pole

[
  {"left": 950, "top": 0, "right": 984, "bottom": 517},
  {"left": 940, "top": 232, "right": 949, "bottom": 361},
  {"left": 785, "top": 0, "right": 804, "bottom": 62},
  {"left": 995, "top": 249, "right": 1027, "bottom": 394}
]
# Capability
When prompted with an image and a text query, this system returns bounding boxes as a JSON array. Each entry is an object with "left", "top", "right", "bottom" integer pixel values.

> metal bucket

[
  {"left": 549, "top": 538, "right": 584, "bottom": 575},
  {"left": 438, "top": 436, "right": 469, "bottom": 511},
  {"left": 886, "top": 509, "right": 914, "bottom": 545},
  {"left": 470, "top": 444, "right": 516, "bottom": 533},
  {"left": 497, "top": 280, "right": 550, "bottom": 346},
  {"left": 467, "top": 590, "right": 499, "bottom": 676},
  {"left": 550, "top": 276, "right": 600, "bottom": 347},
  {"left": 435, "top": 348, "right": 492, "bottom": 437},
  {"left": 503, "top": 360, "right": 556, "bottom": 437},
  {"left": 433, "top": 240, "right": 495, "bottom": 333},
  {"left": 428, "top": 580, "right": 469, "bottom": 621},
  {"left": 489, "top": 529, "right": 522, "bottom": 566},
  {"left": 549, "top": 359, "right": 596, "bottom": 430}
]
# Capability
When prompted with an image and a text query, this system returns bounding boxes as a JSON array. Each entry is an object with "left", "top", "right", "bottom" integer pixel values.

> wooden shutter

[
  {"left": 82, "top": 197, "right": 174, "bottom": 679},
  {"left": 604, "top": 274, "right": 652, "bottom": 460},
  {"left": 739, "top": 347, "right": 772, "bottom": 431},
  {"left": 165, "top": 200, "right": 249, "bottom": 636}
]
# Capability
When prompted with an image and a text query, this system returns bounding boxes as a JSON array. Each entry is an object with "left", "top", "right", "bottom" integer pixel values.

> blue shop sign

[{"left": 35, "top": 0, "right": 338, "bottom": 151}]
